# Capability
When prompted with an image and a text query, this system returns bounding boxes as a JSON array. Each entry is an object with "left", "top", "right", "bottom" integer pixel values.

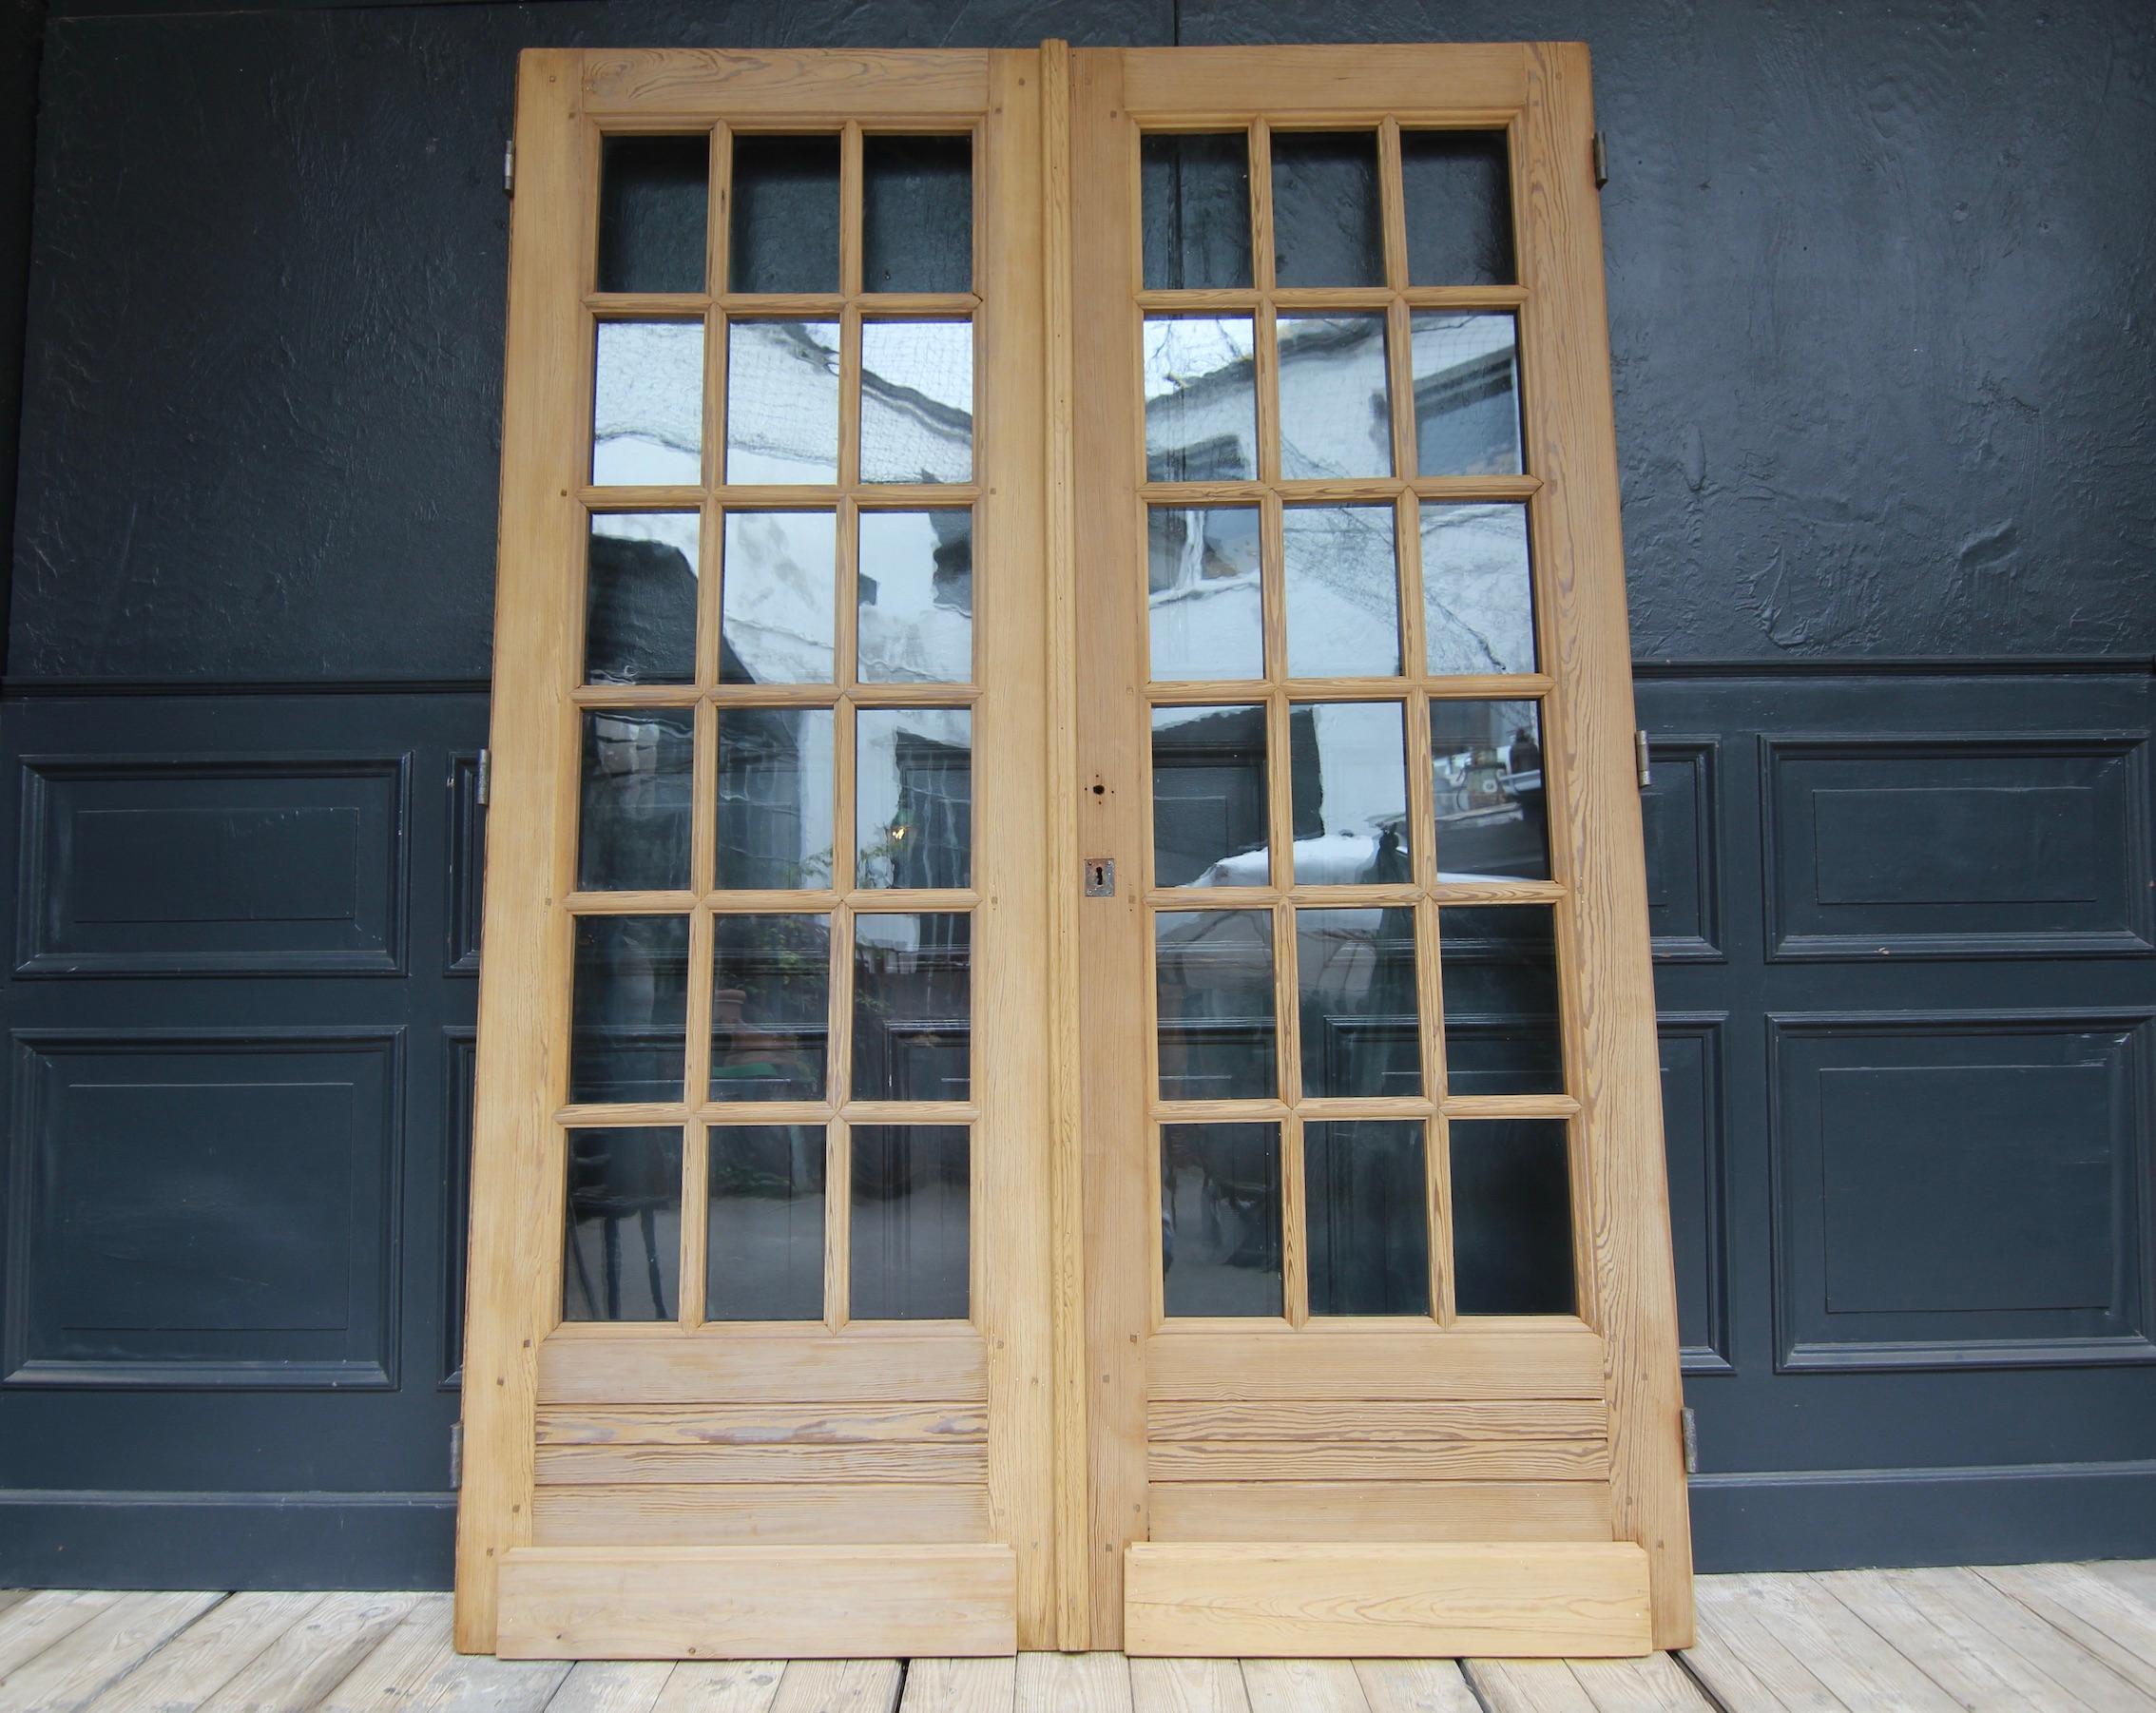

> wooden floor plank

[
  {"left": 769, "top": 1659, "right": 902, "bottom": 1713},
  {"left": 648, "top": 1659, "right": 789, "bottom": 1712},
  {"left": 1127, "top": 1657, "right": 1251, "bottom": 1713},
  {"left": 1350, "top": 1661, "right": 1480, "bottom": 1713},
  {"left": 2087, "top": 1559, "right": 2156, "bottom": 1616},
  {"left": 197, "top": 1591, "right": 420, "bottom": 1713},
  {"left": 1723, "top": 1570, "right": 1961, "bottom": 1711},
  {"left": 1687, "top": 1581, "right": 1848, "bottom": 1711},
  {"left": 900, "top": 1657, "right": 1017, "bottom": 1713},
  {"left": 95, "top": 1592, "right": 326, "bottom": 1713},
  {"left": 1014, "top": 1651, "right": 1133, "bottom": 1713},
  {"left": 548, "top": 1660, "right": 677, "bottom": 1712},
  {"left": 0, "top": 1589, "right": 221, "bottom": 1713},
  {"left": 1809, "top": 1569, "right": 2057, "bottom": 1711},
  {"left": 1977, "top": 1561, "right": 2156, "bottom": 1697},
  {"left": 1464, "top": 1659, "right": 1596, "bottom": 1713},
  {"left": 1564, "top": 1653, "right": 1716, "bottom": 1712},
  {"left": 1892, "top": 1566, "right": 2151, "bottom": 1713},
  {"left": 1241, "top": 1658, "right": 1372, "bottom": 1713},
  {"left": 311, "top": 1595, "right": 457, "bottom": 1712},
  {"left": 0, "top": 1589, "right": 125, "bottom": 1680}
]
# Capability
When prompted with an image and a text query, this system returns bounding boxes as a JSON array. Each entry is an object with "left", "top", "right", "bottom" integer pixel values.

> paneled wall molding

[
  {"left": 1644, "top": 736, "right": 1723, "bottom": 963},
  {"left": 1657, "top": 1011, "right": 1733, "bottom": 1375}
]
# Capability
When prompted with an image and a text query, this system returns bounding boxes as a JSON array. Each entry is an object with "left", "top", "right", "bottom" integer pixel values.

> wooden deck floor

[{"left": 0, "top": 1560, "right": 2151, "bottom": 1710}]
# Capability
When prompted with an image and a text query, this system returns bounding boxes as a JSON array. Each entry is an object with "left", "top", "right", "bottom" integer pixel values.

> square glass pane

[
  {"left": 721, "top": 510, "right": 836, "bottom": 684},
  {"left": 851, "top": 912, "right": 972, "bottom": 1102},
  {"left": 1288, "top": 702, "right": 1411, "bottom": 885},
  {"left": 1422, "top": 503, "right": 1536, "bottom": 675},
  {"left": 707, "top": 1124, "right": 823, "bottom": 1322},
  {"left": 1142, "top": 132, "right": 1253, "bottom": 291},
  {"left": 724, "top": 319, "right": 840, "bottom": 485},
  {"left": 1439, "top": 905, "right": 1564, "bottom": 1095},
  {"left": 715, "top": 706, "right": 835, "bottom": 891},
  {"left": 729, "top": 134, "right": 838, "bottom": 294},
  {"left": 569, "top": 914, "right": 690, "bottom": 1104},
  {"left": 710, "top": 914, "right": 831, "bottom": 1102},
  {"left": 863, "top": 135, "right": 972, "bottom": 293},
  {"left": 1155, "top": 909, "right": 1277, "bottom": 1101},
  {"left": 593, "top": 320, "right": 703, "bottom": 487},
  {"left": 1152, "top": 703, "right": 1269, "bottom": 888},
  {"left": 586, "top": 512, "right": 700, "bottom": 685},
  {"left": 1279, "top": 315, "right": 1392, "bottom": 479},
  {"left": 578, "top": 708, "right": 694, "bottom": 892},
  {"left": 1451, "top": 1118, "right": 1575, "bottom": 1315},
  {"left": 598, "top": 134, "right": 707, "bottom": 296},
  {"left": 857, "top": 707, "right": 972, "bottom": 889},
  {"left": 1148, "top": 506, "right": 1262, "bottom": 683},
  {"left": 563, "top": 1126, "right": 683, "bottom": 1322},
  {"left": 1282, "top": 505, "right": 1399, "bottom": 678},
  {"left": 1306, "top": 1120, "right": 1429, "bottom": 1317},
  {"left": 1297, "top": 906, "right": 1422, "bottom": 1099},
  {"left": 1270, "top": 130, "right": 1383, "bottom": 288},
  {"left": 861, "top": 319, "right": 973, "bottom": 485},
  {"left": 1162, "top": 1122, "right": 1282, "bottom": 1317},
  {"left": 1401, "top": 130, "right": 1514, "bottom": 286},
  {"left": 851, "top": 1126, "right": 970, "bottom": 1320},
  {"left": 1431, "top": 700, "right": 1550, "bottom": 882},
  {"left": 1412, "top": 312, "right": 1523, "bottom": 476},
  {"left": 858, "top": 510, "right": 972, "bottom": 683},
  {"left": 1145, "top": 316, "right": 1257, "bottom": 483}
]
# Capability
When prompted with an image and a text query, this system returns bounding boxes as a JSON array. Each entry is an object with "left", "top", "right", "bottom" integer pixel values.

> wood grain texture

[
  {"left": 0, "top": 1590, "right": 221, "bottom": 1713},
  {"left": 534, "top": 1332, "right": 989, "bottom": 1404},
  {"left": 900, "top": 1656, "right": 1019, "bottom": 1713},
  {"left": 533, "top": 1439, "right": 989, "bottom": 1484},
  {"left": 1148, "top": 1402, "right": 1607, "bottom": 1444},
  {"left": 1127, "top": 1656, "right": 1253, "bottom": 1713},
  {"left": 529, "top": 1482, "right": 993, "bottom": 1545},
  {"left": 1147, "top": 1482, "right": 1611, "bottom": 1544},
  {"left": 92, "top": 1593, "right": 326, "bottom": 1713},
  {"left": 1015, "top": 1650, "right": 1135, "bottom": 1712},
  {"left": 1115, "top": 46, "right": 1530, "bottom": 120},
  {"left": 769, "top": 1659, "right": 904, "bottom": 1713},
  {"left": 1241, "top": 1658, "right": 1372, "bottom": 1712},
  {"left": 198, "top": 1592, "right": 419, "bottom": 1711},
  {"left": 1145, "top": 1441, "right": 1609, "bottom": 1483},
  {"left": 1352, "top": 1661, "right": 1482, "bottom": 1713},
  {"left": 535, "top": 1402, "right": 986, "bottom": 1445},
  {"left": 583, "top": 49, "right": 991, "bottom": 118},
  {"left": 1145, "top": 1330, "right": 1606, "bottom": 1401}
]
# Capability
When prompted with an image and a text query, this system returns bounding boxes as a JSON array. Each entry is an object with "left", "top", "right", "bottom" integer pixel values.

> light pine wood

[
  {"left": 198, "top": 1592, "right": 420, "bottom": 1712},
  {"left": 1464, "top": 1660, "right": 1597, "bottom": 1712},
  {"left": 1145, "top": 1330, "right": 1606, "bottom": 1401},
  {"left": 1564, "top": 1652, "right": 1715, "bottom": 1711},
  {"left": 1145, "top": 1440, "right": 1608, "bottom": 1482},
  {"left": 1352, "top": 1660, "right": 1482, "bottom": 1713},
  {"left": 1127, "top": 1657, "right": 1253, "bottom": 1713},
  {"left": 900, "top": 1656, "right": 1020, "bottom": 1712},
  {"left": 583, "top": 49, "right": 992, "bottom": 118},
  {"left": 651, "top": 1660, "right": 789, "bottom": 1712},
  {"left": 534, "top": 1333, "right": 988, "bottom": 1405},
  {"left": 1148, "top": 1401, "right": 1606, "bottom": 1443},
  {"left": 769, "top": 1659, "right": 905, "bottom": 1713},
  {"left": 1014, "top": 1650, "right": 1135, "bottom": 1713},
  {"left": 1115, "top": 46, "right": 1529, "bottom": 118},
  {"left": 1242, "top": 1658, "right": 1373, "bottom": 1711},
  {"left": 530, "top": 1481, "right": 993, "bottom": 1545},
  {"left": 80, "top": 1592, "right": 325, "bottom": 1713},
  {"left": 534, "top": 1439, "right": 989, "bottom": 1484},
  {"left": 1148, "top": 1482, "right": 1610, "bottom": 1544},
  {"left": 0, "top": 1589, "right": 221, "bottom": 1713},
  {"left": 549, "top": 1660, "right": 677, "bottom": 1713},
  {"left": 536, "top": 1402, "right": 986, "bottom": 1444}
]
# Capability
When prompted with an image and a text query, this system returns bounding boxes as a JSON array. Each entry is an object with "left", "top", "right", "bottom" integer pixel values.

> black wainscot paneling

[
  {"left": 1658, "top": 1013, "right": 1732, "bottom": 1374},
  {"left": 446, "top": 751, "right": 485, "bottom": 977},
  {"left": 1643, "top": 738, "right": 1722, "bottom": 962},
  {"left": 440, "top": 1024, "right": 476, "bottom": 1388}
]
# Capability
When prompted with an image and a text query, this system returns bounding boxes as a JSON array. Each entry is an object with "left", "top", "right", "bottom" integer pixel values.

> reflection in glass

[
  {"left": 1451, "top": 1119, "right": 1575, "bottom": 1314},
  {"left": 1279, "top": 315, "right": 1392, "bottom": 480},
  {"left": 710, "top": 914, "right": 830, "bottom": 1101},
  {"left": 1148, "top": 508, "right": 1261, "bottom": 683},
  {"left": 1282, "top": 506, "right": 1399, "bottom": 678},
  {"left": 1155, "top": 910, "right": 1277, "bottom": 1100},
  {"left": 1412, "top": 313, "right": 1523, "bottom": 476},
  {"left": 1271, "top": 130, "right": 1384, "bottom": 288},
  {"left": 1439, "top": 906, "right": 1564, "bottom": 1094},
  {"left": 1152, "top": 704, "right": 1269, "bottom": 888},
  {"left": 864, "top": 135, "right": 972, "bottom": 293},
  {"left": 721, "top": 511, "right": 836, "bottom": 684},
  {"left": 707, "top": 1125, "right": 823, "bottom": 1321},
  {"left": 1401, "top": 130, "right": 1514, "bottom": 287},
  {"left": 857, "top": 708, "right": 972, "bottom": 889},
  {"left": 1162, "top": 1122, "right": 1282, "bottom": 1317},
  {"left": 1142, "top": 132, "right": 1253, "bottom": 291},
  {"left": 851, "top": 1126, "right": 970, "bottom": 1319},
  {"left": 569, "top": 915, "right": 690, "bottom": 1103},
  {"left": 1144, "top": 317, "right": 1257, "bottom": 483},
  {"left": 861, "top": 320, "right": 973, "bottom": 485},
  {"left": 598, "top": 135, "right": 707, "bottom": 295},
  {"left": 858, "top": 510, "right": 972, "bottom": 683},
  {"left": 586, "top": 512, "right": 700, "bottom": 684},
  {"left": 1306, "top": 1121, "right": 1428, "bottom": 1317},
  {"left": 715, "top": 707, "right": 835, "bottom": 890},
  {"left": 1288, "top": 702, "right": 1411, "bottom": 885},
  {"left": 729, "top": 134, "right": 839, "bottom": 294},
  {"left": 578, "top": 708, "right": 694, "bottom": 892},
  {"left": 563, "top": 1127, "right": 683, "bottom": 1322},
  {"left": 593, "top": 320, "right": 704, "bottom": 486},
  {"left": 852, "top": 913, "right": 972, "bottom": 1102},
  {"left": 1421, "top": 504, "right": 1536, "bottom": 676},
  {"left": 1431, "top": 701, "right": 1550, "bottom": 881},
  {"left": 724, "top": 320, "right": 840, "bottom": 485},
  {"left": 1297, "top": 907, "right": 1422, "bottom": 1099}
]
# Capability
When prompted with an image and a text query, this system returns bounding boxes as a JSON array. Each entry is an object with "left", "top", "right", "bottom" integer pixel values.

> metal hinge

[
  {"left": 1592, "top": 131, "right": 1609, "bottom": 189},
  {"left": 450, "top": 1421, "right": 464, "bottom": 1487},
  {"left": 475, "top": 749, "right": 492, "bottom": 807},
  {"left": 1635, "top": 729, "right": 1652, "bottom": 789},
  {"left": 1681, "top": 1406, "right": 1698, "bottom": 1475},
  {"left": 1084, "top": 856, "right": 1116, "bottom": 897},
  {"left": 504, "top": 140, "right": 515, "bottom": 197}
]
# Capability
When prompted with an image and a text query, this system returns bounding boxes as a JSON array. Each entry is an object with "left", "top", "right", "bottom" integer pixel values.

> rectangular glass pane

[
  {"left": 1288, "top": 702, "right": 1411, "bottom": 885},
  {"left": 707, "top": 1124, "right": 823, "bottom": 1322},
  {"left": 1439, "top": 905, "right": 1564, "bottom": 1094},
  {"left": 1306, "top": 1120, "right": 1429, "bottom": 1317},
  {"left": 563, "top": 1126, "right": 683, "bottom": 1321},
  {"left": 593, "top": 320, "right": 703, "bottom": 486},
  {"left": 724, "top": 319, "right": 840, "bottom": 485},
  {"left": 857, "top": 707, "right": 972, "bottom": 889},
  {"left": 1279, "top": 315, "right": 1392, "bottom": 479},
  {"left": 851, "top": 912, "right": 972, "bottom": 1102},
  {"left": 863, "top": 135, "right": 972, "bottom": 293},
  {"left": 1148, "top": 506, "right": 1262, "bottom": 683},
  {"left": 715, "top": 706, "right": 835, "bottom": 891},
  {"left": 1450, "top": 1118, "right": 1575, "bottom": 1315},
  {"left": 1162, "top": 1122, "right": 1282, "bottom": 1317},
  {"left": 721, "top": 510, "right": 836, "bottom": 684},
  {"left": 569, "top": 914, "right": 690, "bottom": 1104},
  {"left": 1421, "top": 503, "right": 1536, "bottom": 676},
  {"left": 1145, "top": 316, "right": 1257, "bottom": 483},
  {"left": 858, "top": 510, "right": 972, "bottom": 683},
  {"left": 578, "top": 708, "right": 694, "bottom": 892},
  {"left": 586, "top": 512, "right": 699, "bottom": 685},
  {"left": 1412, "top": 312, "right": 1523, "bottom": 476},
  {"left": 851, "top": 1125, "right": 970, "bottom": 1320},
  {"left": 728, "top": 134, "right": 839, "bottom": 294},
  {"left": 861, "top": 319, "right": 973, "bottom": 485},
  {"left": 1142, "top": 132, "right": 1253, "bottom": 291},
  {"left": 1156, "top": 909, "right": 1277, "bottom": 1100},
  {"left": 1270, "top": 130, "right": 1383, "bottom": 288},
  {"left": 1401, "top": 130, "right": 1514, "bottom": 286},
  {"left": 1283, "top": 505, "right": 1399, "bottom": 679},
  {"left": 1431, "top": 700, "right": 1550, "bottom": 882},
  {"left": 710, "top": 914, "right": 831, "bottom": 1102},
  {"left": 1152, "top": 703, "right": 1269, "bottom": 888},
  {"left": 1297, "top": 906, "right": 1422, "bottom": 1099},
  {"left": 598, "top": 134, "right": 708, "bottom": 296}
]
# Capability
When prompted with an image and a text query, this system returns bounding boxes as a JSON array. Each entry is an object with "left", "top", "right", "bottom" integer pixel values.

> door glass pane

[
  {"left": 1421, "top": 503, "right": 1536, "bottom": 676},
  {"left": 861, "top": 319, "right": 973, "bottom": 485},
  {"left": 1439, "top": 905, "right": 1564, "bottom": 1094},
  {"left": 1411, "top": 312, "right": 1523, "bottom": 476},
  {"left": 1152, "top": 704, "right": 1269, "bottom": 888},
  {"left": 721, "top": 510, "right": 837, "bottom": 684},
  {"left": 1305, "top": 1120, "right": 1428, "bottom": 1316},
  {"left": 578, "top": 708, "right": 694, "bottom": 892},
  {"left": 569, "top": 914, "right": 690, "bottom": 1104},
  {"left": 1270, "top": 130, "right": 1382, "bottom": 288},
  {"left": 1142, "top": 132, "right": 1252, "bottom": 291},
  {"left": 851, "top": 913, "right": 972, "bottom": 1102},
  {"left": 1282, "top": 505, "right": 1398, "bottom": 679},
  {"left": 1297, "top": 906, "right": 1421, "bottom": 1099},
  {"left": 598, "top": 135, "right": 708, "bottom": 295},
  {"left": 563, "top": 1127, "right": 683, "bottom": 1322},
  {"left": 1288, "top": 702, "right": 1411, "bottom": 885},
  {"left": 724, "top": 319, "right": 840, "bottom": 485},
  {"left": 593, "top": 320, "right": 703, "bottom": 486},
  {"left": 710, "top": 914, "right": 831, "bottom": 1101},
  {"left": 1162, "top": 1122, "right": 1282, "bottom": 1317},
  {"left": 1431, "top": 700, "right": 1550, "bottom": 881},
  {"left": 729, "top": 134, "right": 839, "bottom": 294},
  {"left": 586, "top": 512, "right": 700, "bottom": 685},
  {"left": 857, "top": 707, "right": 972, "bottom": 889},
  {"left": 1450, "top": 1118, "right": 1575, "bottom": 1314},
  {"left": 1279, "top": 315, "right": 1391, "bottom": 479},
  {"left": 863, "top": 135, "right": 972, "bottom": 293},
  {"left": 715, "top": 706, "right": 835, "bottom": 891},
  {"left": 857, "top": 510, "right": 972, "bottom": 683},
  {"left": 1400, "top": 130, "right": 1514, "bottom": 286},
  {"left": 1148, "top": 506, "right": 1262, "bottom": 683},
  {"left": 851, "top": 1125, "right": 970, "bottom": 1319},
  {"left": 1156, "top": 909, "right": 1277, "bottom": 1100},
  {"left": 1144, "top": 316, "right": 1257, "bottom": 483},
  {"left": 707, "top": 1124, "right": 823, "bottom": 1322}
]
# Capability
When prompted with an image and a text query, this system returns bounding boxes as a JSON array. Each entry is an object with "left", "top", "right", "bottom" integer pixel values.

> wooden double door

[{"left": 457, "top": 41, "right": 1690, "bottom": 1662}]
